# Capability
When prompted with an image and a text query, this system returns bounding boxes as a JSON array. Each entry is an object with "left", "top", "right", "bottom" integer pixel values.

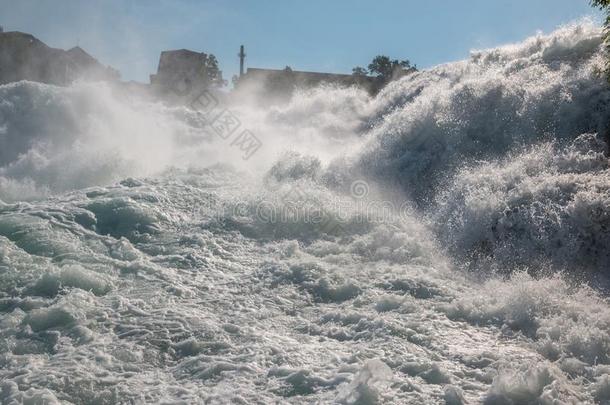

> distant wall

[{"left": 235, "top": 67, "right": 381, "bottom": 102}]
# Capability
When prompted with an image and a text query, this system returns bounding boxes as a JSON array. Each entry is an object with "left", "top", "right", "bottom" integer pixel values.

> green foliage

[
  {"left": 204, "top": 54, "right": 226, "bottom": 87},
  {"left": 369, "top": 55, "right": 413, "bottom": 82},
  {"left": 591, "top": 0, "right": 610, "bottom": 82},
  {"left": 592, "top": 0, "right": 610, "bottom": 7},
  {"left": 351, "top": 55, "right": 417, "bottom": 86},
  {"left": 591, "top": 0, "right": 610, "bottom": 156},
  {"left": 352, "top": 66, "right": 368, "bottom": 76}
]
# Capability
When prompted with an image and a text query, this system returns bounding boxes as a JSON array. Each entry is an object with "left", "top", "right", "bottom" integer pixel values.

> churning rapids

[{"left": 2, "top": 23, "right": 610, "bottom": 404}]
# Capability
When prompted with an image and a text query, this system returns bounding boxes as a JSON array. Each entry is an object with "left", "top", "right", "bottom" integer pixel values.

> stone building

[
  {"left": 245, "top": 67, "right": 376, "bottom": 90},
  {"left": 0, "top": 31, "right": 119, "bottom": 86},
  {"left": 233, "top": 46, "right": 381, "bottom": 102},
  {"left": 150, "top": 49, "right": 222, "bottom": 101},
  {"left": 234, "top": 66, "right": 380, "bottom": 103}
]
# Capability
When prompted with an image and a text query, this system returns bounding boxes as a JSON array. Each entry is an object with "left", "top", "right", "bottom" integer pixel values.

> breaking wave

[{"left": 1, "top": 21, "right": 610, "bottom": 404}]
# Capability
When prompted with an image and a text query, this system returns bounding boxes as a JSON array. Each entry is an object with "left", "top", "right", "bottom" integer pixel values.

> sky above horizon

[{"left": 0, "top": 1, "right": 603, "bottom": 83}]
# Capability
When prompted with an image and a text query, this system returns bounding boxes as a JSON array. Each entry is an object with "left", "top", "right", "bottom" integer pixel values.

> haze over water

[{"left": 1, "top": 21, "right": 610, "bottom": 404}]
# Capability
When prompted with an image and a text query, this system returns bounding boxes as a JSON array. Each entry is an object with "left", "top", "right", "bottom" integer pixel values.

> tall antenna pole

[{"left": 238, "top": 45, "right": 246, "bottom": 77}]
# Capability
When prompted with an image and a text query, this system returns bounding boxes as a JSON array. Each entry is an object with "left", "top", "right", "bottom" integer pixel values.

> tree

[
  {"left": 351, "top": 56, "right": 416, "bottom": 84},
  {"left": 204, "top": 54, "right": 226, "bottom": 87},
  {"left": 367, "top": 55, "right": 415, "bottom": 83},
  {"left": 591, "top": 0, "right": 610, "bottom": 156},
  {"left": 592, "top": 0, "right": 610, "bottom": 7},
  {"left": 592, "top": 1, "right": 610, "bottom": 81},
  {"left": 591, "top": 1, "right": 610, "bottom": 14},
  {"left": 352, "top": 66, "right": 368, "bottom": 76}
]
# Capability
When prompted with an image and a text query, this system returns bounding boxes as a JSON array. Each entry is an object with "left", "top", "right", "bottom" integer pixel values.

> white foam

[{"left": 0, "top": 21, "right": 609, "bottom": 404}]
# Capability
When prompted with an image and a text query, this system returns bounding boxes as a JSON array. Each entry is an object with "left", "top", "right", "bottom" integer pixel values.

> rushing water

[{"left": 1, "top": 22, "right": 610, "bottom": 404}]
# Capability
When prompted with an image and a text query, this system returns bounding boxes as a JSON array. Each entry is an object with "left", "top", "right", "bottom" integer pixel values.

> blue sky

[{"left": 0, "top": 0, "right": 603, "bottom": 83}]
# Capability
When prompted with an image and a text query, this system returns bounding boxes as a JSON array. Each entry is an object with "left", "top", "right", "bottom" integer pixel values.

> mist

[{"left": 1, "top": 8, "right": 610, "bottom": 405}]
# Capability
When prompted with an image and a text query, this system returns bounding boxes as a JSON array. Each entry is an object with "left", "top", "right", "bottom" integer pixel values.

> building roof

[
  {"left": 67, "top": 46, "right": 100, "bottom": 67},
  {"left": 159, "top": 49, "right": 206, "bottom": 59},
  {"left": 0, "top": 31, "right": 119, "bottom": 85}
]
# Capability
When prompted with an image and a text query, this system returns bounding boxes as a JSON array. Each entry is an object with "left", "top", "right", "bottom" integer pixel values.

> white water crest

[{"left": 1, "top": 22, "right": 610, "bottom": 404}]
